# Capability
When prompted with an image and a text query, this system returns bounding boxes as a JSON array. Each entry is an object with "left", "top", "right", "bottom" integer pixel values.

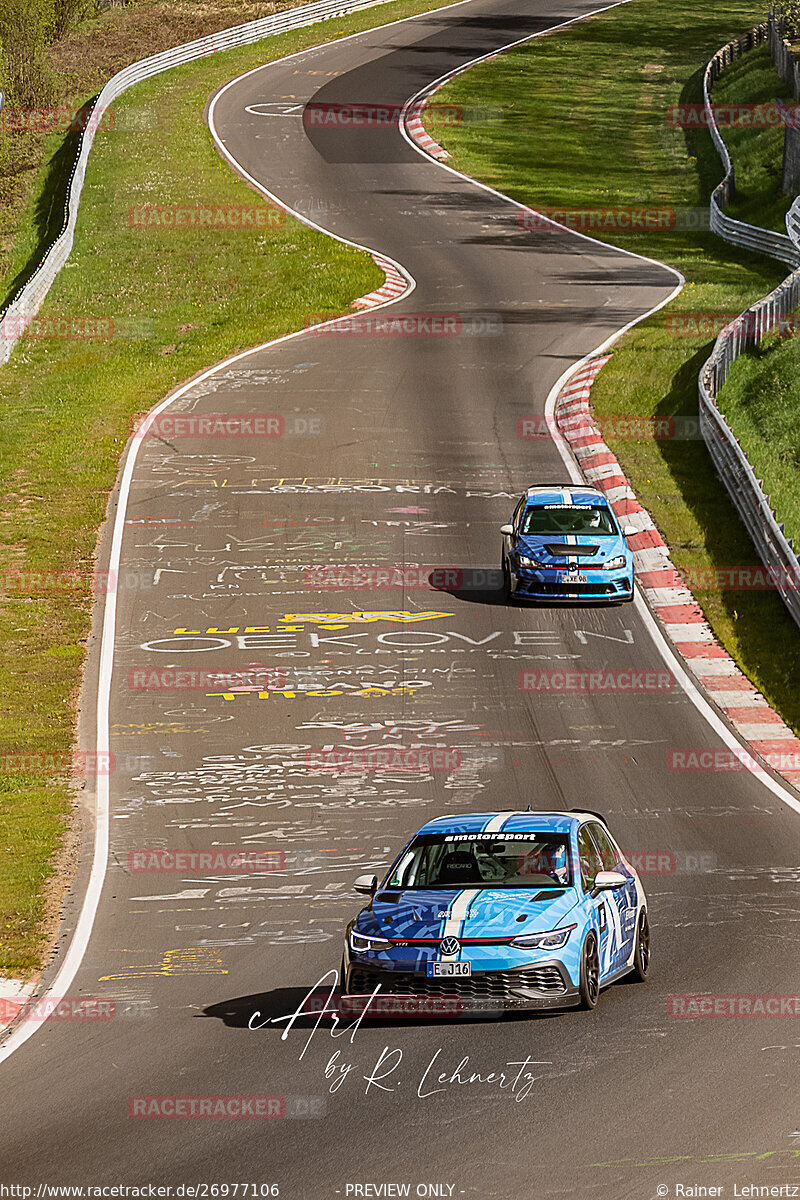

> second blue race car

[
  {"left": 500, "top": 484, "right": 635, "bottom": 603},
  {"left": 342, "top": 809, "right": 650, "bottom": 1012}
]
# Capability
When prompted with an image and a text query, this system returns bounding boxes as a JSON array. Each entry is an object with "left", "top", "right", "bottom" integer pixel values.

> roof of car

[
  {"left": 523, "top": 485, "right": 607, "bottom": 507},
  {"left": 416, "top": 811, "right": 591, "bottom": 837}
]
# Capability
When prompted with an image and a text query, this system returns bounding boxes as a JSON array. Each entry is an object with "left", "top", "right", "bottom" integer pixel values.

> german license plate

[
  {"left": 563, "top": 573, "right": 587, "bottom": 584},
  {"left": 427, "top": 961, "right": 471, "bottom": 977}
]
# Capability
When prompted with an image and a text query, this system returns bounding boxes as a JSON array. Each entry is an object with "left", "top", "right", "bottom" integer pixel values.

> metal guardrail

[
  {"left": 704, "top": 24, "right": 800, "bottom": 268},
  {"left": 699, "top": 28, "right": 800, "bottom": 629},
  {"left": 0, "top": 0, "right": 399, "bottom": 363},
  {"left": 788, "top": 193, "right": 800, "bottom": 243},
  {"left": 769, "top": 4, "right": 800, "bottom": 98}
]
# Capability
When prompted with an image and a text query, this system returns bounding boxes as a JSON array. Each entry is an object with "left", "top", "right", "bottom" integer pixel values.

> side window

[
  {"left": 512, "top": 497, "right": 526, "bottom": 531},
  {"left": 386, "top": 848, "right": 417, "bottom": 889},
  {"left": 587, "top": 823, "right": 619, "bottom": 872},
  {"left": 578, "top": 827, "right": 603, "bottom": 891}
]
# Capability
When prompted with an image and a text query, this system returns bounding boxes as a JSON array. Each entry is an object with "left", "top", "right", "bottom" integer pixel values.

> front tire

[
  {"left": 578, "top": 933, "right": 600, "bottom": 1010},
  {"left": 501, "top": 553, "right": 513, "bottom": 602},
  {"left": 630, "top": 909, "right": 650, "bottom": 982}
]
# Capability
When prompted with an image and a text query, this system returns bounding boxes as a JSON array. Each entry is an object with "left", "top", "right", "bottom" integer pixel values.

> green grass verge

[
  {"left": 434, "top": 0, "right": 800, "bottom": 734},
  {"left": 708, "top": 49, "right": 800, "bottom": 549},
  {"left": 716, "top": 330, "right": 800, "bottom": 548},
  {"left": 0, "top": 0, "right": 456, "bottom": 977}
]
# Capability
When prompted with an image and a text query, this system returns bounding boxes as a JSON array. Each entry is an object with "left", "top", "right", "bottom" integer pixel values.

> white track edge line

[
  {"left": 398, "top": 6, "right": 800, "bottom": 816},
  {"left": 2, "top": 0, "right": 511, "bottom": 1061},
  {"left": 3, "top": 0, "right": 794, "bottom": 1067}
]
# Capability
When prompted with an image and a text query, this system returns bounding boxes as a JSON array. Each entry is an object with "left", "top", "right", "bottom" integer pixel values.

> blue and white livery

[
  {"left": 500, "top": 484, "right": 635, "bottom": 603},
  {"left": 342, "top": 810, "right": 650, "bottom": 1012}
]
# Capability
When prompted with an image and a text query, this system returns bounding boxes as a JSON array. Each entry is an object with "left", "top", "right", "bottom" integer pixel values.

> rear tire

[
  {"left": 578, "top": 933, "right": 600, "bottom": 1010},
  {"left": 630, "top": 909, "right": 650, "bottom": 982}
]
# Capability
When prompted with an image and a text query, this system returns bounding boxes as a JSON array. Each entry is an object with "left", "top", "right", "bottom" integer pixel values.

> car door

[
  {"left": 577, "top": 826, "right": 613, "bottom": 979},
  {"left": 587, "top": 822, "right": 637, "bottom": 969}
]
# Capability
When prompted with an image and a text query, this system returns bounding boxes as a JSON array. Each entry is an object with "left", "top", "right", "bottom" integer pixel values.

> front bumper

[
  {"left": 345, "top": 960, "right": 580, "bottom": 1012},
  {"left": 511, "top": 565, "right": 633, "bottom": 602}
]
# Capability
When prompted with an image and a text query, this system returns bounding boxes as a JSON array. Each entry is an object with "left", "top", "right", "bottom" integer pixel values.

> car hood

[
  {"left": 357, "top": 886, "right": 581, "bottom": 940},
  {"left": 515, "top": 533, "right": 626, "bottom": 564}
]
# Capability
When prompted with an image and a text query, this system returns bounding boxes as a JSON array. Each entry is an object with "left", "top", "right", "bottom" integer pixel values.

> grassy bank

[
  {"left": 711, "top": 43, "right": 795, "bottom": 232},
  {"left": 716, "top": 330, "right": 800, "bottom": 547},
  {"left": 0, "top": 0, "right": 310, "bottom": 297},
  {"left": 0, "top": 0, "right": 453, "bottom": 977},
  {"left": 433, "top": 0, "right": 800, "bottom": 733},
  {"left": 709, "top": 44, "right": 800, "bottom": 548}
]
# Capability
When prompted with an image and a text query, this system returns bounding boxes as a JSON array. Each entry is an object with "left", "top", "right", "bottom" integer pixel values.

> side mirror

[
  {"left": 500, "top": 524, "right": 514, "bottom": 535},
  {"left": 622, "top": 525, "right": 637, "bottom": 537},
  {"left": 353, "top": 873, "right": 378, "bottom": 895},
  {"left": 593, "top": 870, "right": 627, "bottom": 892}
]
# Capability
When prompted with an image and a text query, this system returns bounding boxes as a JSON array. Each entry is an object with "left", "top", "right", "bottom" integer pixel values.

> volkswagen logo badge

[{"left": 440, "top": 936, "right": 460, "bottom": 956}]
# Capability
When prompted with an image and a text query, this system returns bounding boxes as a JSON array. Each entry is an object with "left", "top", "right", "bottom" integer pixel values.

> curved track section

[{"left": 3, "top": 3, "right": 799, "bottom": 1198}]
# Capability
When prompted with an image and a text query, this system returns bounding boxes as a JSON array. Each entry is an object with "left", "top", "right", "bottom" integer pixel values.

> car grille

[
  {"left": 349, "top": 965, "right": 568, "bottom": 1000},
  {"left": 521, "top": 580, "right": 618, "bottom": 596}
]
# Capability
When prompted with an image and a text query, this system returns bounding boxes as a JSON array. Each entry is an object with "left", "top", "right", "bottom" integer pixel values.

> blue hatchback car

[
  {"left": 500, "top": 485, "right": 634, "bottom": 603},
  {"left": 342, "top": 810, "right": 650, "bottom": 1012}
]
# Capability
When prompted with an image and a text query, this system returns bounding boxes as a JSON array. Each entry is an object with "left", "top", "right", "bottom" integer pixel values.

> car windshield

[
  {"left": 520, "top": 504, "right": 617, "bottom": 537},
  {"left": 384, "top": 833, "right": 572, "bottom": 890}
]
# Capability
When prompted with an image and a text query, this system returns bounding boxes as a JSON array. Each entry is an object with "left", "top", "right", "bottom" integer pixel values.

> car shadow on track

[
  {"left": 429, "top": 567, "right": 622, "bottom": 609},
  {"left": 199, "top": 988, "right": 565, "bottom": 1030}
]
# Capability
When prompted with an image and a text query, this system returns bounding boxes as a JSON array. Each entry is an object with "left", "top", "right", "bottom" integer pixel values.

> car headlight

[
  {"left": 350, "top": 930, "right": 390, "bottom": 952},
  {"left": 511, "top": 923, "right": 576, "bottom": 950},
  {"left": 603, "top": 555, "right": 627, "bottom": 571},
  {"left": 517, "top": 554, "right": 540, "bottom": 568}
]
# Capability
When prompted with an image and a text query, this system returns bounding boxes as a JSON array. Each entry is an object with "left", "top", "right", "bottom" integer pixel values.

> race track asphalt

[{"left": 3, "top": 2, "right": 799, "bottom": 1197}]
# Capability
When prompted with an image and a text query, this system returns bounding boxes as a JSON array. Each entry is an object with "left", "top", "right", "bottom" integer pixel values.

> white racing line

[{"left": 2, "top": 0, "right": 798, "bottom": 1068}]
